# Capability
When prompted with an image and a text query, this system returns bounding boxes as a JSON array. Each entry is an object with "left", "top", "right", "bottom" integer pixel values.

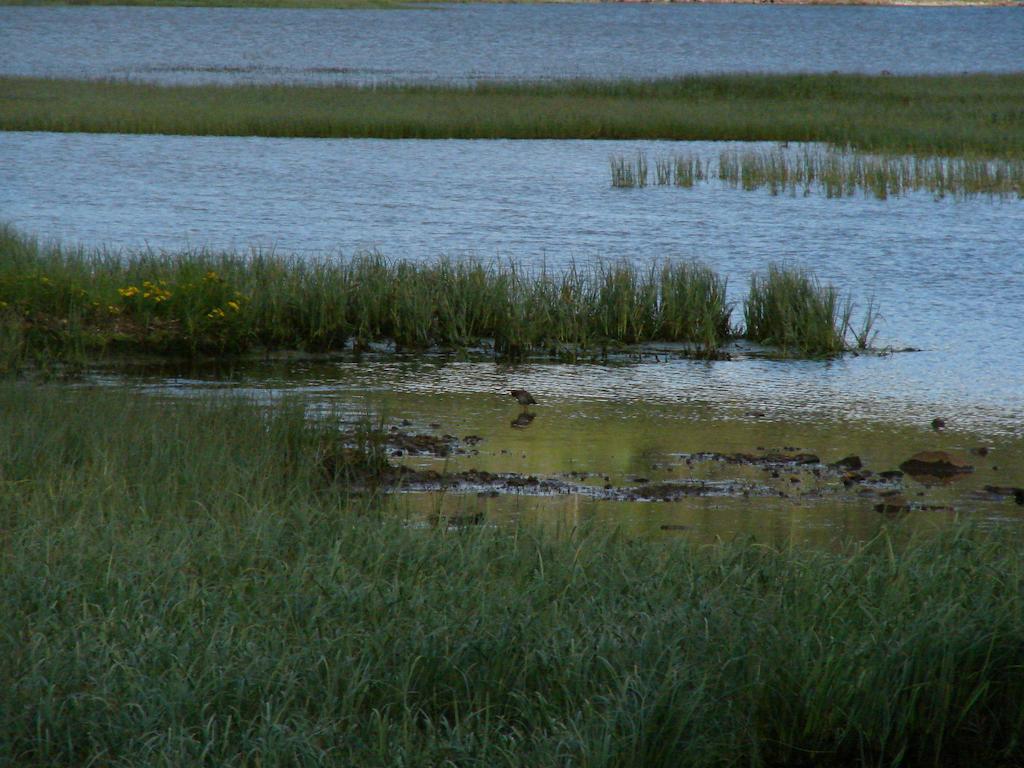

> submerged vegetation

[
  {"left": 0, "top": 225, "right": 877, "bottom": 362},
  {"left": 611, "top": 148, "right": 1024, "bottom": 199},
  {"left": 2, "top": 381, "right": 1024, "bottom": 766},
  {"left": 3, "top": 73, "right": 1024, "bottom": 156}
]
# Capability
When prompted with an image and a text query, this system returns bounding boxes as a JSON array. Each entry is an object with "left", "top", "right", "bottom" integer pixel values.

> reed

[
  {"left": 1, "top": 381, "right": 1023, "bottom": 766},
  {"left": 743, "top": 264, "right": 871, "bottom": 356},
  {"left": 610, "top": 152, "right": 648, "bottom": 188},
  {"left": 616, "top": 148, "right": 1024, "bottom": 199},
  {"left": 0, "top": 225, "right": 739, "bottom": 361},
  {"left": 718, "top": 147, "right": 1024, "bottom": 200},
  {"left": 3, "top": 73, "right": 1024, "bottom": 157}
]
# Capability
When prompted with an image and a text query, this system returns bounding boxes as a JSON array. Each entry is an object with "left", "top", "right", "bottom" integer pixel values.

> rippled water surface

[
  {"left": 3, "top": 131, "right": 1023, "bottom": 438},
  {"left": 2, "top": 4, "right": 1023, "bottom": 84}
]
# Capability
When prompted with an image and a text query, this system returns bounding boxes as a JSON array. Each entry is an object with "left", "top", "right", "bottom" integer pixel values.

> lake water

[
  {"left": 1, "top": 4, "right": 1023, "bottom": 84},
  {"left": 3, "top": 131, "right": 1023, "bottom": 441}
]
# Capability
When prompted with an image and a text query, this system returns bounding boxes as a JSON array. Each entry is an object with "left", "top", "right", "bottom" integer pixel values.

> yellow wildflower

[
  {"left": 118, "top": 286, "right": 139, "bottom": 298},
  {"left": 205, "top": 271, "right": 219, "bottom": 282},
  {"left": 207, "top": 307, "right": 226, "bottom": 320},
  {"left": 227, "top": 300, "right": 240, "bottom": 312},
  {"left": 107, "top": 305, "right": 121, "bottom": 315}
]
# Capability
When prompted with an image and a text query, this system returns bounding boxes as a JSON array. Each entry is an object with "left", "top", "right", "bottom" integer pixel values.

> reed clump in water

[
  {"left": 2, "top": 382, "right": 1024, "bottom": 767},
  {"left": 0, "top": 225, "right": 737, "bottom": 361},
  {"left": 718, "top": 147, "right": 1024, "bottom": 200},
  {"left": 3, "top": 73, "right": 1024, "bottom": 157},
  {"left": 743, "top": 264, "right": 876, "bottom": 357},
  {"left": 614, "top": 148, "right": 1024, "bottom": 199},
  {"left": 610, "top": 152, "right": 648, "bottom": 188}
]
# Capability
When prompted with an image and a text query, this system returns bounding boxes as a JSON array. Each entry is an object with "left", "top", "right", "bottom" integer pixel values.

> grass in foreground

[
  {"left": 3, "top": 73, "right": 1024, "bottom": 157},
  {"left": 1, "top": 382, "right": 1023, "bottom": 766}
]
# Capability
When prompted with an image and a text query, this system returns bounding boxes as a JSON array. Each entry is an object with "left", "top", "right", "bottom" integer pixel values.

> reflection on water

[
  {"left": 4, "top": 134, "right": 1023, "bottom": 434},
  {"left": 2, "top": 5, "right": 1022, "bottom": 84},
  {"left": 80, "top": 355, "right": 1024, "bottom": 546}
]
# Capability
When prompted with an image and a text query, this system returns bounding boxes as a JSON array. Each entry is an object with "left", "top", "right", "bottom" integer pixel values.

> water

[
  {"left": 86, "top": 355, "right": 1024, "bottom": 545},
  {"left": 3, "top": 131, "right": 1023, "bottom": 438},
  {"left": 2, "top": 4, "right": 1023, "bottom": 84}
]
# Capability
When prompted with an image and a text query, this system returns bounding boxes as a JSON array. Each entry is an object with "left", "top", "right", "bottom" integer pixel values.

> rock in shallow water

[{"left": 899, "top": 451, "right": 973, "bottom": 479}]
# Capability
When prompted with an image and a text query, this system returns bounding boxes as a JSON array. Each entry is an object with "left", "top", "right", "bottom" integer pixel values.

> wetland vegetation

[
  {"left": 0, "top": 225, "right": 880, "bottom": 363},
  {"left": 611, "top": 147, "right": 1024, "bottom": 199},
  {"left": 2, "top": 381, "right": 1023, "bottom": 767},
  {"left": 3, "top": 73, "right": 1024, "bottom": 157}
]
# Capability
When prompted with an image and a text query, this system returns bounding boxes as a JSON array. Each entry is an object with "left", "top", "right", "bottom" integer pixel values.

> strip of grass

[
  {"left": 612, "top": 147, "right": 1024, "bottom": 198},
  {"left": 3, "top": 73, "right": 1024, "bottom": 156},
  {"left": 0, "top": 225, "right": 878, "bottom": 361},
  {"left": 1, "top": 381, "right": 1023, "bottom": 766}
]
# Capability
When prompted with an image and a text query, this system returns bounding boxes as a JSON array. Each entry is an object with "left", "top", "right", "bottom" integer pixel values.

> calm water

[
  {"left": 3, "top": 131, "right": 1023, "bottom": 438},
  {"left": 1, "top": 4, "right": 1023, "bottom": 84},
  {"left": 86, "top": 356, "right": 1024, "bottom": 544}
]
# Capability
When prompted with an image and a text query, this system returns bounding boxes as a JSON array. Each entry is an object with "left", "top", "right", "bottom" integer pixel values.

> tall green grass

[
  {"left": 612, "top": 148, "right": 1024, "bottom": 199},
  {"left": 744, "top": 264, "right": 876, "bottom": 356},
  {"left": 3, "top": 73, "right": 1024, "bottom": 156},
  {"left": 0, "top": 225, "right": 737, "bottom": 360},
  {"left": 0, "top": 226, "right": 878, "bottom": 360},
  {"left": 2, "top": 382, "right": 1023, "bottom": 766}
]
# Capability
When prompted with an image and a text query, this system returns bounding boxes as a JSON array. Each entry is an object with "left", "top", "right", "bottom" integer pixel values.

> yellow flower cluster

[
  {"left": 118, "top": 286, "right": 139, "bottom": 298},
  {"left": 207, "top": 307, "right": 226, "bottom": 319},
  {"left": 142, "top": 280, "right": 172, "bottom": 302}
]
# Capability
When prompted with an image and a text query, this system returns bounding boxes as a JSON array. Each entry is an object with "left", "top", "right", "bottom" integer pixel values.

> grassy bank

[
  {"left": 0, "top": 225, "right": 881, "bottom": 361},
  {"left": 3, "top": 73, "right": 1024, "bottom": 156},
  {"left": 1, "top": 382, "right": 1023, "bottom": 766}
]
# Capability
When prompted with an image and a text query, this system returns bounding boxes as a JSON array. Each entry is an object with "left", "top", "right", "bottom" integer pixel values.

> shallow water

[
  {"left": 3, "top": 132, "right": 1023, "bottom": 436},
  {"left": 84, "top": 355, "right": 1024, "bottom": 545},
  {"left": 1, "top": 4, "right": 1023, "bottom": 84}
]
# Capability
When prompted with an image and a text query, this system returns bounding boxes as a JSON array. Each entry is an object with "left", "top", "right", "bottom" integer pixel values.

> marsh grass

[
  {"left": 0, "top": 225, "right": 742, "bottom": 360},
  {"left": 2, "top": 382, "right": 1024, "bottom": 766},
  {"left": 744, "top": 264, "right": 876, "bottom": 356},
  {"left": 614, "top": 148, "right": 1024, "bottom": 198},
  {"left": 719, "top": 147, "right": 1024, "bottom": 200},
  {"left": 610, "top": 152, "right": 648, "bottom": 188},
  {"left": 3, "top": 73, "right": 1024, "bottom": 156}
]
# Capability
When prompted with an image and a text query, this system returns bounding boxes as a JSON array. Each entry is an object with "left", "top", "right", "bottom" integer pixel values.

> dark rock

[
  {"left": 878, "top": 470, "right": 904, "bottom": 480},
  {"left": 899, "top": 451, "right": 973, "bottom": 478},
  {"left": 931, "top": 418, "right": 946, "bottom": 431},
  {"left": 831, "top": 455, "right": 863, "bottom": 471},
  {"left": 970, "top": 446, "right": 990, "bottom": 457}
]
